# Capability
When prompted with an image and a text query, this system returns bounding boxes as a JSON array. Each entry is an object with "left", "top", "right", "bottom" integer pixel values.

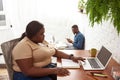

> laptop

[{"left": 81, "top": 46, "right": 112, "bottom": 70}]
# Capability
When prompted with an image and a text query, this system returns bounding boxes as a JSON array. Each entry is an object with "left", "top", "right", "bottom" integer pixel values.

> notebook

[
  {"left": 81, "top": 46, "right": 112, "bottom": 70},
  {"left": 61, "top": 59, "right": 81, "bottom": 68}
]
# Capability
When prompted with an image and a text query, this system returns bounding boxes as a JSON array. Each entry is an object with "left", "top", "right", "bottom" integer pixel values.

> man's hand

[{"left": 66, "top": 38, "right": 73, "bottom": 43}]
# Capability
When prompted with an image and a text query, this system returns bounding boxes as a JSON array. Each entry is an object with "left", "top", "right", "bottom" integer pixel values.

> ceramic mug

[{"left": 90, "top": 48, "right": 97, "bottom": 57}]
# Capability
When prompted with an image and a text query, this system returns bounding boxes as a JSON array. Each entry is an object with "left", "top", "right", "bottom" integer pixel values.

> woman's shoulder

[{"left": 13, "top": 37, "right": 30, "bottom": 49}]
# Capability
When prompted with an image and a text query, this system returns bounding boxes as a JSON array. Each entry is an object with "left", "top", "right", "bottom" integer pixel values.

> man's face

[{"left": 72, "top": 28, "right": 78, "bottom": 34}]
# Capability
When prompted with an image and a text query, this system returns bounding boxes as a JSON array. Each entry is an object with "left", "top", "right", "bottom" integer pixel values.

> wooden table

[{"left": 57, "top": 50, "right": 120, "bottom": 80}]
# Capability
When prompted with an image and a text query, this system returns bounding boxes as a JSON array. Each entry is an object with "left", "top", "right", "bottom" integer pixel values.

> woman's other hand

[{"left": 56, "top": 67, "right": 70, "bottom": 76}]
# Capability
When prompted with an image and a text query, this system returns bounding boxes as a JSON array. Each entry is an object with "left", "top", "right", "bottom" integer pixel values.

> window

[
  {"left": 0, "top": 0, "right": 7, "bottom": 29},
  {"left": 0, "top": 15, "right": 6, "bottom": 26},
  {"left": 0, "top": 0, "right": 3, "bottom": 11}
]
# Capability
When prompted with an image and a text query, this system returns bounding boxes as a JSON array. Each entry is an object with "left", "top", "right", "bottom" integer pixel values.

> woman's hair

[{"left": 20, "top": 21, "right": 44, "bottom": 40}]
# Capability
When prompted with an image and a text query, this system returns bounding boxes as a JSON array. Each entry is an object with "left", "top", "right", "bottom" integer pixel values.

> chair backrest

[
  {"left": 1, "top": 38, "right": 20, "bottom": 80},
  {"left": 81, "top": 37, "right": 85, "bottom": 50}
]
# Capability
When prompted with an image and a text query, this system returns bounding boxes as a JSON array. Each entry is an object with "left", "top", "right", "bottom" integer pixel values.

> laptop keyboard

[{"left": 88, "top": 59, "right": 100, "bottom": 68}]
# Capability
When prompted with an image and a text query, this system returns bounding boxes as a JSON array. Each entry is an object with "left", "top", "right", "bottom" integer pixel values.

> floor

[
  {"left": 0, "top": 55, "right": 9, "bottom": 80},
  {"left": 0, "top": 68, "right": 9, "bottom": 80},
  {"left": 0, "top": 54, "right": 8, "bottom": 80}
]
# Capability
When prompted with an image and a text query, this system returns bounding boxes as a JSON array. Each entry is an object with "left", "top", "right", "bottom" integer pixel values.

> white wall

[
  {"left": 85, "top": 20, "right": 120, "bottom": 63},
  {"left": 0, "top": 28, "right": 15, "bottom": 53}
]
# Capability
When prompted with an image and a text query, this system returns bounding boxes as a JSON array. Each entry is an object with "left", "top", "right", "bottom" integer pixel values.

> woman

[{"left": 12, "top": 21, "right": 85, "bottom": 80}]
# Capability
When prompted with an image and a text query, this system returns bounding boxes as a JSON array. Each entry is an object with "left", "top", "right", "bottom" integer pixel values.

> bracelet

[{"left": 69, "top": 54, "right": 74, "bottom": 59}]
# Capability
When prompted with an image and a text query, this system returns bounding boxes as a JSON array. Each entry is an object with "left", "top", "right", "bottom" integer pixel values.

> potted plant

[
  {"left": 78, "top": 0, "right": 86, "bottom": 13},
  {"left": 86, "top": 0, "right": 120, "bottom": 34}
]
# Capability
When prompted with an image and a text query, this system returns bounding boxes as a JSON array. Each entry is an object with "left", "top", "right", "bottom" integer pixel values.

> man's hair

[{"left": 72, "top": 25, "right": 78, "bottom": 28}]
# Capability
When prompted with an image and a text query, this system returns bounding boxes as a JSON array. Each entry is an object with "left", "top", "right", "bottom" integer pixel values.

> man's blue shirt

[{"left": 73, "top": 32, "right": 85, "bottom": 49}]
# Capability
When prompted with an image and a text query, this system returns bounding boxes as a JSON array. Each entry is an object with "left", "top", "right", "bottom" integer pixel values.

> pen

[
  {"left": 87, "top": 74, "right": 98, "bottom": 80},
  {"left": 93, "top": 73, "right": 108, "bottom": 78}
]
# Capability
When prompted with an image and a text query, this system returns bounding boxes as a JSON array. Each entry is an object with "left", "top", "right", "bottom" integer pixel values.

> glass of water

[{"left": 111, "top": 66, "right": 120, "bottom": 80}]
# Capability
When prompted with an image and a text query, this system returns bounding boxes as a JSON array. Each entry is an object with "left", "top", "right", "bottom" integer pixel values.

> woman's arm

[
  {"left": 53, "top": 49, "right": 85, "bottom": 62},
  {"left": 53, "top": 49, "right": 70, "bottom": 59},
  {"left": 16, "top": 58, "right": 70, "bottom": 77},
  {"left": 16, "top": 58, "right": 56, "bottom": 77}
]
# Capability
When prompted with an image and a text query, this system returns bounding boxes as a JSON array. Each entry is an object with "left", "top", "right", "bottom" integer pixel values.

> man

[{"left": 66, "top": 25, "right": 85, "bottom": 49}]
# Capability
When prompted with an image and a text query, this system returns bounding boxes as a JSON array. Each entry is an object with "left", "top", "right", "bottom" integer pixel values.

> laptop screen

[{"left": 97, "top": 46, "right": 112, "bottom": 67}]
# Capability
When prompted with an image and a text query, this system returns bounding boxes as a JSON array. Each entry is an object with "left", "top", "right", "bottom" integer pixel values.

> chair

[
  {"left": 81, "top": 36, "right": 85, "bottom": 50},
  {"left": 1, "top": 38, "right": 20, "bottom": 80}
]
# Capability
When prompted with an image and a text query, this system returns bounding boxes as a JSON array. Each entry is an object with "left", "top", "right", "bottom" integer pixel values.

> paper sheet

[{"left": 61, "top": 59, "right": 81, "bottom": 68}]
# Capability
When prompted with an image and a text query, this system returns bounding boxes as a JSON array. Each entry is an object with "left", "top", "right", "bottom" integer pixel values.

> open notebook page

[{"left": 61, "top": 59, "right": 81, "bottom": 68}]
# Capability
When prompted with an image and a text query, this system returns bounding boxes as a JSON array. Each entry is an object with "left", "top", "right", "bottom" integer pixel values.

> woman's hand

[
  {"left": 56, "top": 67, "right": 70, "bottom": 76},
  {"left": 71, "top": 56, "right": 85, "bottom": 63}
]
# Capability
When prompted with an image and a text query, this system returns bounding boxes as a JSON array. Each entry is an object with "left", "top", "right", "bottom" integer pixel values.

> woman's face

[{"left": 34, "top": 27, "right": 45, "bottom": 43}]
